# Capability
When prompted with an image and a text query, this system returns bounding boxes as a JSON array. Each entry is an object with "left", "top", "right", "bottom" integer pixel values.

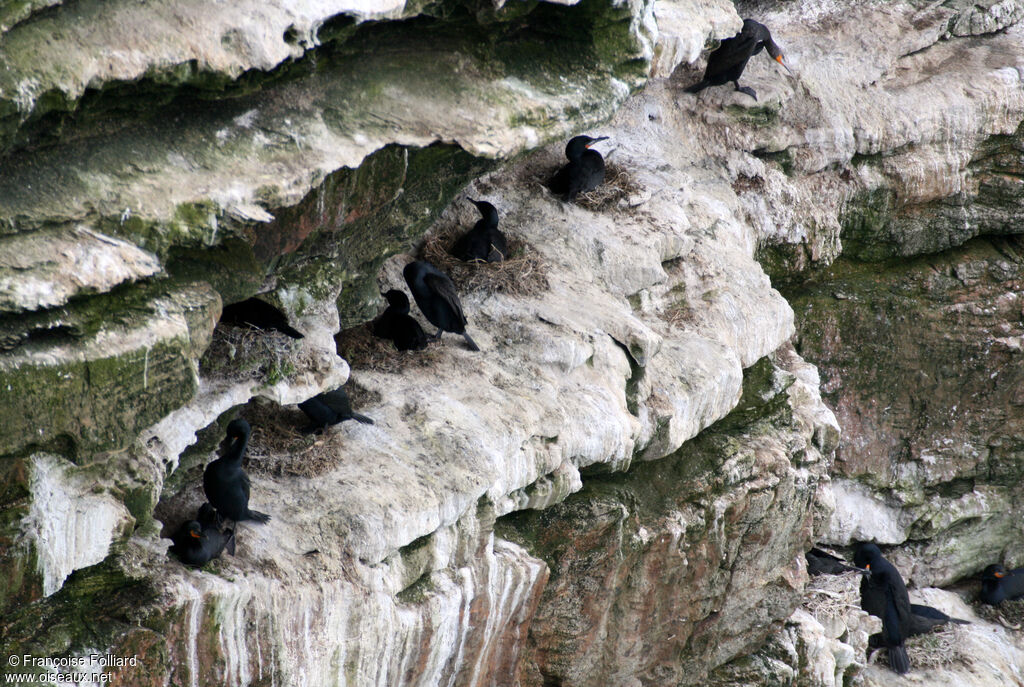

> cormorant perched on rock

[
  {"left": 451, "top": 199, "right": 507, "bottom": 263},
  {"left": 854, "top": 543, "right": 969, "bottom": 674},
  {"left": 221, "top": 297, "right": 304, "bottom": 339},
  {"left": 548, "top": 135, "right": 610, "bottom": 202},
  {"left": 685, "top": 19, "right": 792, "bottom": 101},
  {"left": 169, "top": 503, "right": 236, "bottom": 566},
  {"left": 806, "top": 547, "right": 866, "bottom": 576},
  {"left": 371, "top": 289, "right": 428, "bottom": 351},
  {"left": 855, "top": 543, "right": 913, "bottom": 674},
  {"left": 403, "top": 260, "right": 479, "bottom": 351},
  {"left": 298, "top": 385, "right": 373, "bottom": 433},
  {"left": 980, "top": 564, "right": 1024, "bottom": 605},
  {"left": 203, "top": 419, "right": 270, "bottom": 524}
]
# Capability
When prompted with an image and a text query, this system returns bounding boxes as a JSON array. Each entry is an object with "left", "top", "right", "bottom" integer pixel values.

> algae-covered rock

[{"left": 789, "top": 238, "right": 1024, "bottom": 584}]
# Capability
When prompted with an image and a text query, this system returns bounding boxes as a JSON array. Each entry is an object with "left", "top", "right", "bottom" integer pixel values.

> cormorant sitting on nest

[
  {"left": 806, "top": 547, "right": 866, "bottom": 576},
  {"left": 685, "top": 19, "right": 792, "bottom": 101},
  {"left": 203, "top": 419, "right": 270, "bottom": 524},
  {"left": 403, "top": 260, "right": 479, "bottom": 351},
  {"left": 299, "top": 386, "right": 373, "bottom": 433},
  {"left": 221, "top": 297, "right": 304, "bottom": 339},
  {"left": 371, "top": 289, "right": 429, "bottom": 351},
  {"left": 980, "top": 564, "right": 1024, "bottom": 605},
  {"left": 169, "top": 503, "right": 236, "bottom": 566},
  {"left": 451, "top": 199, "right": 507, "bottom": 263},
  {"left": 549, "top": 135, "right": 610, "bottom": 202}
]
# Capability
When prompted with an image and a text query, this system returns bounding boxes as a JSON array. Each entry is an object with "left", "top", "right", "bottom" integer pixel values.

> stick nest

[
  {"left": 420, "top": 226, "right": 548, "bottom": 297},
  {"left": 901, "top": 624, "right": 970, "bottom": 671},
  {"left": 572, "top": 163, "right": 645, "bottom": 212},
  {"left": 238, "top": 400, "right": 344, "bottom": 478},
  {"left": 974, "top": 597, "right": 1024, "bottom": 631},
  {"left": 802, "top": 571, "right": 864, "bottom": 621},
  {"left": 334, "top": 323, "right": 444, "bottom": 374},
  {"left": 199, "top": 324, "right": 304, "bottom": 385}
]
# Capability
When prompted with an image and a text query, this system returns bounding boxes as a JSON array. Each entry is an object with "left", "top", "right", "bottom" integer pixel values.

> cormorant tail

[
  {"left": 247, "top": 510, "right": 271, "bottom": 524},
  {"left": 889, "top": 645, "right": 910, "bottom": 674},
  {"left": 462, "top": 332, "right": 480, "bottom": 352},
  {"left": 278, "top": 324, "right": 305, "bottom": 339},
  {"left": 225, "top": 530, "right": 236, "bottom": 556},
  {"left": 685, "top": 79, "right": 710, "bottom": 94},
  {"left": 351, "top": 413, "right": 374, "bottom": 425}
]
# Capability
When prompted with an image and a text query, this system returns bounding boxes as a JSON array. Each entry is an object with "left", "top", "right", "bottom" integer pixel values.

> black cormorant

[
  {"left": 854, "top": 543, "right": 969, "bottom": 673},
  {"left": 549, "top": 135, "right": 610, "bottom": 202},
  {"left": 169, "top": 503, "right": 236, "bottom": 566},
  {"left": 981, "top": 564, "right": 1024, "bottom": 605},
  {"left": 371, "top": 289, "right": 429, "bottom": 351},
  {"left": 685, "top": 19, "right": 792, "bottom": 101},
  {"left": 221, "top": 297, "right": 304, "bottom": 339},
  {"left": 203, "top": 419, "right": 270, "bottom": 525},
  {"left": 854, "top": 543, "right": 913, "bottom": 674},
  {"left": 806, "top": 547, "right": 866, "bottom": 576},
  {"left": 451, "top": 199, "right": 508, "bottom": 263},
  {"left": 299, "top": 386, "right": 373, "bottom": 433},
  {"left": 403, "top": 260, "right": 479, "bottom": 351}
]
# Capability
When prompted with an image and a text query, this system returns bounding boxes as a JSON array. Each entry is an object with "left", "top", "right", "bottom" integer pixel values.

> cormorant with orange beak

[
  {"left": 980, "top": 564, "right": 1024, "bottom": 605},
  {"left": 685, "top": 19, "right": 792, "bottom": 101}
]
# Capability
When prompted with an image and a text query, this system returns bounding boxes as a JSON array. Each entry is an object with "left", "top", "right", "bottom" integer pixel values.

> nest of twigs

[
  {"left": 572, "top": 162, "right": 645, "bottom": 212},
  {"left": 237, "top": 400, "right": 343, "bottom": 478},
  {"left": 901, "top": 623, "right": 970, "bottom": 671},
  {"left": 420, "top": 226, "right": 548, "bottom": 297},
  {"left": 334, "top": 323, "right": 444, "bottom": 374},
  {"left": 199, "top": 324, "right": 303, "bottom": 385},
  {"left": 974, "top": 597, "right": 1024, "bottom": 631},
  {"left": 802, "top": 571, "right": 864, "bottom": 621}
]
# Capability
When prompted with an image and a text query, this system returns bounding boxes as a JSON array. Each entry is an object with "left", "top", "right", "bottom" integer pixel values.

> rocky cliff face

[{"left": 1, "top": 0, "right": 1023, "bottom": 685}]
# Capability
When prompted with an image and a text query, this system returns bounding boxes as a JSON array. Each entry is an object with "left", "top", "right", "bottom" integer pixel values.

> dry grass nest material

[
  {"left": 872, "top": 624, "right": 971, "bottom": 671},
  {"left": 974, "top": 597, "right": 1024, "bottom": 631},
  {"left": 573, "top": 162, "right": 645, "bottom": 212},
  {"left": 238, "top": 401, "right": 343, "bottom": 478},
  {"left": 421, "top": 226, "right": 548, "bottom": 297},
  {"left": 802, "top": 571, "right": 864, "bottom": 621},
  {"left": 199, "top": 324, "right": 305, "bottom": 385},
  {"left": 334, "top": 323, "right": 444, "bottom": 374}
]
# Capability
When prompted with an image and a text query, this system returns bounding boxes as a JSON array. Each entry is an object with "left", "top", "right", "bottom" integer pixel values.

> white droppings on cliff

[
  {"left": 824, "top": 479, "right": 909, "bottom": 545},
  {"left": 24, "top": 453, "right": 132, "bottom": 596}
]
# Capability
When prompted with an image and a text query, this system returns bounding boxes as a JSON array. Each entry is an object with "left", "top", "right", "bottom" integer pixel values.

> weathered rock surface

[
  {"left": 2, "top": 0, "right": 1024, "bottom": 684},
  {"left": 790, "top": 238, "right": 1024, "bottom": 584}
]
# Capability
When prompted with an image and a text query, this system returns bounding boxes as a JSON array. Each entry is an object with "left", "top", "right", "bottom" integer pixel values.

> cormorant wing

[
  {"left": 705, "top": 33, "right": 759, "bottom": 75},
  {"left": 319, "top": 389, "right": 353, "bottom": 416},
  {"left": 424, "top": 273, "right": 466, "bottom": 325}
]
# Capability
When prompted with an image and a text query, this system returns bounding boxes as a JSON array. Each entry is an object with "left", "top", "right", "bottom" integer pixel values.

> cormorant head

[
  {"left": 226, "top": 418, "right": 251, "bottom": 440},
  {"left": 197, "top": 503, "right": 221, "bottom": 529},
  {"left": 565, "top": 135, "right": 609, "bottom": 161},
  {"left": 983, "top": 564, "right": 1007, "bottom": 581},
  {"left": 383, "top": 289, "right": 411, "bottom": 313},
  {"left": 186, "top": 521, "right": 203, "bottom": 540},
  {"left": 468, "top": 198, "right": 499, "bottom": 227},
  {"left": 853, "top": 542, "right": 883, "bottom": 570}
]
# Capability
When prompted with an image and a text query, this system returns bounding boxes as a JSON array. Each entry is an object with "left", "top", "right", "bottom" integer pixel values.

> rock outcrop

[{"left": 2, "top": 0, "right": 1024, "bottom": 684}]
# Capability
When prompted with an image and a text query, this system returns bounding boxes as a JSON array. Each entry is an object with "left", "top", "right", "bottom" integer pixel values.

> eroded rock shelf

[{"left": 2, "top": 0, "right": 1023, "bottom": 685}]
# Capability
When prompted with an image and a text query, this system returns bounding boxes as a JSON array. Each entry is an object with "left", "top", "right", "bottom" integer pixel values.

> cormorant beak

[
  {"left": 776, "top": 55, "right": 794, "bottom": 76},
  {"left": 585, "top": 136, "right": 610, "bottom": 148},
  {"left": 865, "top": 563, "right": 870, "bottom": 570},
  {"left": 854, "top": 566, "right": 871, "bottom": 575},
  {"left": 190, "top": 530, "right": 201, "bottom": 540},
  {"left": 995, "top": 571, "right": 1006, "bottom": 578}
]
